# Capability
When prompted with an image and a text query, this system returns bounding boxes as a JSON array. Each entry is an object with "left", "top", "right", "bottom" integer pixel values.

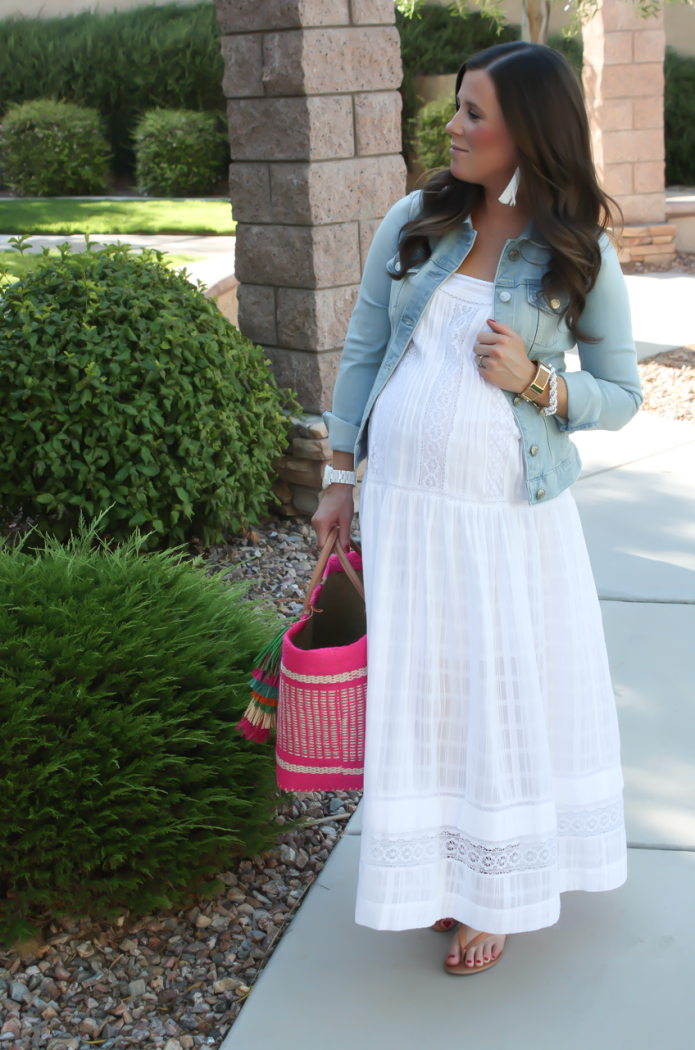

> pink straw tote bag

[{"left": 277, "top": 528, "right": 367, "bottom": 792}]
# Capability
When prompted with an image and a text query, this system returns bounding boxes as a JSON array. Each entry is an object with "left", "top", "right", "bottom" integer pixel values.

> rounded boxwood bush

[
  {"left": 0, "top": 243, "right": 295, "bottom": 547},
  {"left": 0, "top": 520, "right": 279, "bottom": 943},
  {"left": 414, "top": 95, "right": 456, "bottom": 172},
  {"left": 135, "top": 108, "right": 227, "bottom": 196},
  {"left": 0, "top": 99, "right": 111, "bottom": 197}
]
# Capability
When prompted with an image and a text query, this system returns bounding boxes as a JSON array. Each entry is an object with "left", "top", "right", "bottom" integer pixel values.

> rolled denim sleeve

[
  {"left": 557, "top": 233, "right": 643, "bottom": 433},
  {"left": 323, "top": 193, "right": 416, "bottom": 453}
]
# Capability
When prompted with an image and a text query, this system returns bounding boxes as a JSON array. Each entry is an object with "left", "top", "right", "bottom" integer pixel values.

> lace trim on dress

[
  {"left": 365, "top": 827, "right": 557, "bottom": 875},
  {"left": 363, "top": 800, "right": 624, "bottom": 875},
  {"left": 556, "top": 797, "right": 624, "bottom": 838},
  {"left": 417, "top": 303, "right": 477, "bottom": 492}
]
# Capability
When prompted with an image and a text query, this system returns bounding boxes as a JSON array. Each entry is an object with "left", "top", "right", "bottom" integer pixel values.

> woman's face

[{"left": 446, "top": 69, "right": 519, "bottom": 190}]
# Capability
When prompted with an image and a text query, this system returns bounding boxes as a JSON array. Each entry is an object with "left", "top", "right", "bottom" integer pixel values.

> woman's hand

[
  {"left": 474, "top": 318, "right": 536, "bottom": 393},
  {"left": 311, "top": 484, "right": 355, "bottom": 551},
  {"left": 475, "top": 318, "right": 569, "bottom": 418},
  {"left": 311, "top": 450, "right": 356, "bottom": 550}
]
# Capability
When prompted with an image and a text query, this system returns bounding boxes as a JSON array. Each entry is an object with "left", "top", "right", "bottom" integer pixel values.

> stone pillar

[
  {"left": 582, "top": 0, "right": 676, "bottom": 264},
  {"left": 215, "top": 0, "right": 407, "bottom": 416}
]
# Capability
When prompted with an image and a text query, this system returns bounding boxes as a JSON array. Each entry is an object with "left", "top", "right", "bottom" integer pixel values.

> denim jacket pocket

[{"left": 525, "top": 283, "right": 570, "bottom": 353}]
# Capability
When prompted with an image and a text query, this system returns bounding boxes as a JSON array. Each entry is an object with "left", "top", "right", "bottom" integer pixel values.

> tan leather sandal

[{"left": 444, "top": 923, "right": 506, "bottom": 975}]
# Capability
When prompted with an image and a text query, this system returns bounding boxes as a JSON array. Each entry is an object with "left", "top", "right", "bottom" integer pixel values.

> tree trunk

[{"left": 521, "top": 0, "right": 551, "bottom": 43}]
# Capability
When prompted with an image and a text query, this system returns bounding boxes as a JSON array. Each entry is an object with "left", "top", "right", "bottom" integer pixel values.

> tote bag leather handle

[{"left": 302, "top": 527, "right": 365, "bottom": 617}]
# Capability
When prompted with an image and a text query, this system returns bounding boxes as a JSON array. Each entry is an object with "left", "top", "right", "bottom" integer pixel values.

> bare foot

[
  {"left": 431, "top": 917, "right": 456, "bottom": 932},
  {"left": 445, "top": 924, "right": 507, "bottom": 969}
]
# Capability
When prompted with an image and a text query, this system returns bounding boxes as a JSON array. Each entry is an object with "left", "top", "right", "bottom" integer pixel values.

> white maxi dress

[{"left": 356, "top": 272, "right": 627, "bottom": 935}]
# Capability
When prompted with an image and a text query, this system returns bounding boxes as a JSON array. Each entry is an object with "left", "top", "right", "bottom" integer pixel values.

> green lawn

[
  {"left": 0, "top": 199, "right": 235, "bottom": 236},
  {"left": 0, "top": 249, "right": 202, "bottom": 286}
]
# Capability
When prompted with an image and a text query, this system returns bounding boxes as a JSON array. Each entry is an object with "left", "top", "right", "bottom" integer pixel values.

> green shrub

[
  {"left": 547, "top": 31, "right": 584, "bottom": 84},
  {"left": 0, "top": 3, "right": 225, "bottom": 177},
  {"left": 0, "top": 243, "right": 296, "bottom": 548},
  {"left": 410, "top": 31, "right": 584, "bottom": 174},
  {"left": 0, "top": 519, "right": 279, "bottom": 943},
  {"left": 397, "top": 4, "right": 519, "bottom": 156},
  {"left": 135, "top": 109, "right": 228, "bottom": 197},
  {"left": 397, "top": 6, "right": 586, "bottom": 168},
  {"left": 0, "top": 99, "right": 110, "bottom": 196},
  {"left": 665, "top": 46, "right": 695, "bottom": 184},
  {"left": 415, "top": 95, "right": 457, "bottom": 171}
]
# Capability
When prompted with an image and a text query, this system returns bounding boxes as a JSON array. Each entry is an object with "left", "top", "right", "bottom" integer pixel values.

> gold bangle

[{"left": 519, "top": 359, "right": 552, "bottom": 403}]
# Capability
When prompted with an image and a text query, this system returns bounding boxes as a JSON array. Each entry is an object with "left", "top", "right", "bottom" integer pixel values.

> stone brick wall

[
  {"left": 582, "top": 0, "right": 675, "bottom": 263},
  {"left": 215, "top": 0, "right": 407, "bottom": 425}
]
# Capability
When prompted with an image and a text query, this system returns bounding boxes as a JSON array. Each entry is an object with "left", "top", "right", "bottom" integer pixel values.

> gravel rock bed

[
  {"left": 637, "top": 345, "right": 695, "bottom": 423},
  {"left": 195, "top": 513, "right": 361, "bottom": 621},
  {"left": 0, "top": 790, "right": 361, "bottom": 1050}
]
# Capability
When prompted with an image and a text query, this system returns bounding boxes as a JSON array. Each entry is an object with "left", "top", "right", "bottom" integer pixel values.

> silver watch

[{"left": 322, "top": 464, "right": 358, "bottom": 489}]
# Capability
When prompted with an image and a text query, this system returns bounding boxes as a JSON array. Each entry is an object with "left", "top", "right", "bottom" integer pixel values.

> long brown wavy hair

[{"left": 394, "top": 41, "right": 620, "bottom": 341}]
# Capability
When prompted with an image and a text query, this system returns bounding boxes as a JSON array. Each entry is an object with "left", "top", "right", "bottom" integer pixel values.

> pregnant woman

[{"left": 312, "top": 41, "right": 642, "bottom": 974}]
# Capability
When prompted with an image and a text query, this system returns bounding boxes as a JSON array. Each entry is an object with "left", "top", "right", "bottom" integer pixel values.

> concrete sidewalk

[
  {"left": 221, "top": 409, "right": 695, "bottom": 1050},
  {"left": 0, "top": 234, "right": 238, "bottom": 296}
]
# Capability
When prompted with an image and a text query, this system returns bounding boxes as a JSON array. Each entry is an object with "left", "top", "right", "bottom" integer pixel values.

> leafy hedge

[
  {"left": 135, "top": 108, "right": 228, "bottom": 197},
  {"left": 0, "top": 99, "right": 111, "bottom": 196},
  {"left": 0, "top": 243, "right": 296, "bottom": 547},
  {"left": 665, "top": 46, "right": 695, "bottom": 184},
  {"left": 397, "top": 5, "right": 584, "bottom": 163},
  {"left": 397, "top": 5, "right": 518, "bottom": 156},
  {"left": 415, "top": 95, "right": 457, "bottom": 171},
  {"left": 0, "top": 2, "right": 225, "bottom": 177},
  {"left": 0, "top": 520, "right": 279, "bottom": 944}
]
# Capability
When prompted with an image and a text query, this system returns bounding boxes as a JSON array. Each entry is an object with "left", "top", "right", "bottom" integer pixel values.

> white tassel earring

[{"left": 498, "top": 166, "right": 520, "bottom": 207}]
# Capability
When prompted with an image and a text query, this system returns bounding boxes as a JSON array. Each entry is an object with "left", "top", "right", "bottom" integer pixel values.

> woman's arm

[
  {"left": 311, "top": 450, "right": 355, "bottom": 548},
  {"left": 314, "top": 193, "right": 419, "bottom": 548},
  {"left": 477, "top": 318, "right": 570, "bottom": 417},
  {"left": 323, "top": 193, "right": 419, "bottom": 454},
  {"left": 476, "top": 235, "right": 640, "bottom": 430},
  {"left": 557, "top": 234, "right": 643, "bottom": 432}
]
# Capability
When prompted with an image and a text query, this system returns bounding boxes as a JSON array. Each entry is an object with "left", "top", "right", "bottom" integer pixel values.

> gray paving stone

[
  {"left": 223, "top": 834, "right": 694, "bottom": 1050},
  {"left": 572, "top": 443, "right": 695, "bottom": 602},
  {"left": 602, "top": 600, "right": 695, "bottom": 847}
]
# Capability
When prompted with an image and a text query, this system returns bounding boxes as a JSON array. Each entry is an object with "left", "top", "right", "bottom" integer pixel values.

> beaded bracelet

[{"left": 540, "top": 365, "right": 558, "bottom": 417}]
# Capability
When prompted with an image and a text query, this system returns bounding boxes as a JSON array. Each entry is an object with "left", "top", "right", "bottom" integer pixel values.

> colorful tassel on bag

[{"left": 237, "top": 622, "right": 295, "bottom": 742}]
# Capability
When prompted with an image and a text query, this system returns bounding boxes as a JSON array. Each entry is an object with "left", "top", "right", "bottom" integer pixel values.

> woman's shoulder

[
  {"left": 368, "top": 191, "right": 425, "bottom": 261},
  {"left": 598, "top": 228, "right": 620, "bottom": 259},
  {"left": 383, "top": 190, "right": 424, "bottom": 227}
]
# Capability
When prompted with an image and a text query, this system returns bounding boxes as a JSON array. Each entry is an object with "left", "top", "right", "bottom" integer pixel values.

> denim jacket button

[
  {"left": 513, "top": 395, "right": 522, "bottom": 406},
  {"left": 509, "top": 249, "right": 520, "bottom": 261},
  {"left": 530, "top": 445, "right": 539, "bottom": 456},
  {"left": 536, "top": 488, "right": 546, "bottom": 499},
  {"left": 550, "top": 298, "right": 561, "bottom": 310},
  {"left": 499, "top": 291, "right": 511, "bottom": 302}
]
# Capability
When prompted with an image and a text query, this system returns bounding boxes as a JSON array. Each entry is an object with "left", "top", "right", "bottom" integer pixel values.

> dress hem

[{"left": 354, "top": 857, "right": 627, "bottom": 934}]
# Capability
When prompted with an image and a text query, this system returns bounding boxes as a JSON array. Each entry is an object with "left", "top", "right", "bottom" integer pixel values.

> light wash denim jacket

[{"left": 324, "top": 192, "right": 643, "bottom": 505}]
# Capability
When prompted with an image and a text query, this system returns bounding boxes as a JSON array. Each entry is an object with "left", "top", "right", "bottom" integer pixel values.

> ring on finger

[{"left": 477, "top": 353, "right": 485, "bottom": 368}]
